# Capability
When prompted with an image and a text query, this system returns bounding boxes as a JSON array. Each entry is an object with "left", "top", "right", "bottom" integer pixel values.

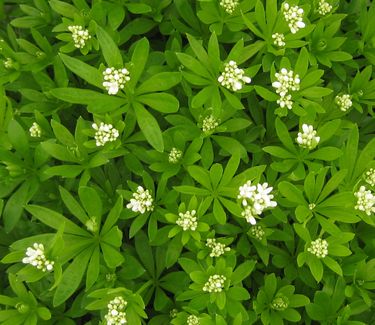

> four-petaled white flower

[
  {"left": 22, "top": 243, "right": 54, "bottom": 272},
  {"left": 296, "top": 124, "right": 320, "bottom": 150},
  {"left": 68, "top": 25, "right": 91, "bottom": 48},
  {"left": 92, "top": 122, "right": 119, "bottom": 146},
  {"left": 218, "top": 60, "right": 251, "bottom": 92},
  {"left": 283, "top": 2, "right": 306, "bottom": 34},
  {"left": 103, "top": 67, "right": 130, "bottom": 95},
  {"left": 105, "top": 296, "right": 128, "bottom": 325},
  {"left": 126, "top": 186, "right": 154, "bottom": 214}
]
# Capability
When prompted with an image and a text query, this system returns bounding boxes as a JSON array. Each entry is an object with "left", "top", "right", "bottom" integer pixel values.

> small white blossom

[
  {"left": 354, "top": 186, "right": 375, "bottom": 216},
  {"left": 317, "top": 0, "right": 332, "bottom": 15},
  {"left": 3, "top": 57, "right": 13, "bottom": 69},
  {"left": 202, "top": 274, "right": 226, "bottom": 293},
  {"left": 250, "top": 225, "right": 265, "bottom": 240},
  {"left": 365, "top": 168, "right": 375, "bottom": 187},
  {"left": 168, "top": 147, "right": 183, "bottom": 164},
  {"left": 272, "top": 68, "right": 300, "bottom": 110},
  {"left": 187, "top": 315, "right": 200, "bottom": 325},
  {"left": 218, "top": 60, "right": 251, "bottom": 92},
  {"left": 307, "top": 238, "right": 329, "bottom": 258},
  {"left": 102, "top": 67, "right": 130, "bottom": 95},
  {"left": 296, "top": 124, "right": 320, "bottom": 150},
  {"left": 271, "top": 296, "right": 289, "bottom": 311},
  {"left": 92, "top": 122, "right": 119, "bottom": 146},
  {"left": 283, "top": 2, "right": 306, "bottom": 34},
  {"left": 335, "top": 94, "right": 352, "bottom": 112},
  {"left": 104, "top": 296, "right": 128, "bottom": 325},
  {"left": 206, "top": 238, "right": 230, "bottom": 257},
  {"left": 29, "top": 122, "right": 42, "bottom": 137},
  {"left": 22, "top": 243, "right": 54, "bottom": 272},
  {"left": 219, "top": 0, "right": 239, "bottom": 14},
  {"left": 201, "top": 115, "right": 219, "bottom": 133},
  {"left": 126, "top": 186, "right": 154, "bottom": 214},
  {"left": 176, "top": 210, "right": 197, "bottom": 231},
  {"left": 272, "top": 33, "right": 286, "bottom": 47},
  {"left": 68, "top": 25, "right": 91, "bottom": 48}
]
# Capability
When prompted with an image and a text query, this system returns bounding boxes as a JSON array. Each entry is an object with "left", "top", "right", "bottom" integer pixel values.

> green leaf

[
  {"left": 101, "top": 242, "right": 124, "bottom": 268},
  {"left": 254, "top": 85, "right": 279, "bottom": 101},
  {"left": 278, "top": 181, "right": 307, "bottom": 205},
  {"left": 49, "top": 0, "right": 79, "bottom": 18},
  {"left": 136, "top": 72, "right": 181, "bottom": 94},
  {"left": 86, "top": 248, "right": 100, "bottom": 290},
  {"left": 129, "top": 38, "right": 149, "bottom": 88},
  {"left": 263, "top": 146, "right": 295, "bottom": 159},
  {"left": 59, "top": 186, "right": 88, "bottom": 225},
  {"left": 135, "top": 231, "right": 154, "bottom": 275},
  {"left": 227, "top": 287, "right": 250, "bottom": 301},
  {"left": 186, "top": 34, "right": 209, "bottom": 68},
  {"left": 213, "top": 198, "right": 226, "bottom": 224},
  {"left": 317, "top": 169, "right": 347, "bottom": 203},
  {"left": 232, "top": 260, "right": 256, "bottom": 285},
  {"left": 295, "top": 47, "right": 309, "bottom": 78},
  {"left": 293, "top": 223, "right": 311, "bottom": 242},
  {"left": 96, "top": 25, "right": 123, "bottom": 67},
  {"left": 307, "top": 257, "right": 323, "bottom": 282},
  {"left": 275, "top": 118, "right": 296, "bottom": 152},
  {"left": 323, "top": 256, "right": 343, "bottom": 276},
  {"left": 188, "top": 165, "right": 212, "bottom": 190},
  {"left": 8, "top": 120, "right": 29, "bottom": 158},
  {"left": 102, "top": 196, "right": 123, "bottom": 234},
  {"left": 299, "top": 87, "right": 333, "bottom": 98},
  {"left": 176, "top": 53, "right": 211, "bottom": 79},
  {"left": 51, "top": 119, "right": 75, "bottom": 147},
  {"left": 137, "top": 93, "right": 179, "bottom": 113},
  {"left": 78, "top": 186, "right": 102, "bottom": 219},
  {"left": 220, "top": 154, "right": 240, "bottom": 186},
  {"left": 308, "top": 147, "right": 342, "bottom": 161},
  {"left": 133, "top": 102, "right": 164, "bottom": 152}
]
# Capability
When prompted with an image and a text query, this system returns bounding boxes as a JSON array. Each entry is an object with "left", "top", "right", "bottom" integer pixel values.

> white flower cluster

[
  {"left": 307, "top": 238, "right": 329, "bottom": 258},
  {"left": 126, "top": 186, "right": 154, "bottom": 214},
  {"left": 335, "top": 94, "right": 352, "bottom": 112},
  {"left": 168, "top": 147, "right": 183, "bottom": 164},
  {"left": 104, "top": 296, "right": 128, "bottom": 325},
  {"left": 296, "top": 124, "right": 320, "bottom": 150},
  {"left": 238, "top": 181, "right": 277, "bottom": 225},
  {"left": 317, "top": 0, "right": 332, "bottom": 15},
  {"left": 202, "top": 274, "right": 226, "bottom": 293},
  {"left": 365, "top": 168, "right": 375, "bottom": 187},
  {"left": 282, "top": 3, "right": 306, "bottom": 34},
  {"left": 68, "top": 25, "right": 91, "bottom": 48},
  {"left": 272, "top": 68, "right": 300, "bottom": 110},
  {"left": 3, "top": 57, "right": 13, "bottom": 68},
  {"left": 187, "top": 315, "right": 200, "bottom": 325},
  {"left": 29, "top": 122, "right": 42, "bottom": 137},
  {"left": 219, "top": 0, "right": 239, "bottom": 14},
  {"left": 202, "top": 115, "right": 219, "bottom": 133},
  {"left": 92, "top": 122, "right": 119, "bottom": 146},
  {"left": 103, "top": 67, "right": 130, "bottom": 95},
  {"left": 22, "top": 243, "right": 54, "bottom": 272},
  {"left": 354, "top": 186, "right": 375, "bottom": 216},
  {"left": 218, "top": 60, "right": 251, "bottom": 92},
  {"left": 272, "top": 33, "right": 286, "bottom": 47},
  {"left": 176, "top": 210, "right": 197, "bottom": 231},
  {"left": 250, "top": 225, "right": 265, "bottom": 240},
  {"left": 206, "top": 238, "right": 230, "bottom": 257},
  {"left": 271, "top": 296, "right": 289, "bottom": 311}
]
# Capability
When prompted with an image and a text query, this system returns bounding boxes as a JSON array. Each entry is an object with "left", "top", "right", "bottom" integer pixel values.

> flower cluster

[
  {"left": 201, "top": 115, "right": 219, "bottom": 133},
  {"left": 202, "top": 274, "right": 226, "bottom": 293},
  {"left": 3, "top": 57, "right": 13, "bottom": 69},
  {"left": 176, "top": 210, "right": 197, "bottom": 231},
  {"left": 206, "top": 238, "right": 230, "bottom": 257},
  {"left": 22, "top": 243, "right": 54, "bottom": 272},
  {"left": 296, "top": 124, "right": 320, "bottom": 150},
  {"left": 282, "top": 3, "right": 306, "bottom": 34},
  {"left": 219, "top": 0, "right": 239, "bottom": 14},
  {"left": 249, "top": 225, "right": 265, "bottom": 240},
  {"left": 29, "top": 122, "right": 42, "bottom": 137},
  {"left": 272, "top": 68, "right": 300, "bottom": 110},
  {"left": 335, "top": 94, "right": 352, "bottom": 112},
  {"left": 68, "top": 25, "right": 91, "bottom": 48},
  {"left": 317, "top": 0, "right": 332, "bottom": 16},
  {"left": 168, "top": 147, "right": 183, "bottom": 164},
  {"left": 271, "top": 296, "right": 289, "bottom": 311},
  {"left": 104, "top": 296, "right": 128, "bottom": 325},
  {"left": 238, "top": 181, "right": 277, "bottom": 225},
  {"left": 187, "top": 315, "right": 200, "bottom": 325},
  {"left": 272, "top": 33, "right": 286, "bottom": 47},
  {"left": 354, "top": 186, "right": 375, "bottom": 216},
  {"left": 218, "top": 60, "right": 251, "bottom": 92},
  {"left": 307, "top": 238, "right": 329, "bottom": 258},
  {"left": 126, "top": 186, "right": 154, "bottom": 214},
  {"left": 102, "top": 67, "right": 130, "bottom": 95},
  {"left": 365, "top": 168, "right": 375, "bottom": 187},
  {"left": 92, "top": 122, "right": 119, "bottom": 147}
]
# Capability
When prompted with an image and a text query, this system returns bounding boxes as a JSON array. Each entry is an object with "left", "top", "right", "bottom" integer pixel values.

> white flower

[
  {"left": 283, "top": 3, "right": 306, "bottom": 34},
  {"left": 219, "top": 0, "right": 239, "bottom": 14},
  {"left": 365, "top": 168, "right": 375, "bottom": 187},
  {"left": 272, "top": 68, "right": 300, "bottom": 110},
  {"left": 317, "top": 0, "right": 332, "bottom": 15},
  {"left": 68, "top": 25, "right": 91, "bottom": 48},
  {"left": 335, "top": 94, "right": 352, "bottom": 112},
  {"left": 206, "top": 238, "right": 230, "bottom": 257},
  {"left": 201, "top": 115, "right": 219, "bottom": 133},
  {"left": 22, "top": 243, "right": 54, "bottom": 272},
  {"left": 3, "top": 57, "right": 13, "bottom": 69},
  {"left": 176, "top": 210, "right": 197, "bottom": 231},
  {"left": 105, "top": 296, "right": 128, "bottom": 325},
  {"left": 92, "top": 122, "right": 119, "bottom": 146},
  {"left": 102, "top": 67, "right": 130, "bottom": 95},
  {"left": 168, "top": 147, "right": 183, "bottom": 164},
  {"left": 29, "top": 122, "right": 42, "bottom": 137},
  {"left": 187, "top": 315, "right": 200, "bottom": 325},
  {"left": 354, "top": 186, "right": 375, "bottom": 216},
  {"left": 126, "top": 186, "right": 154, "bottom": 214},
  {"left": 218, "top": 60, "right": 251, "bottom": 92},
  {"left": 296, "top": 124, "right": 320, "bottom": 150},
  {"left": 202, "top": 274, "right": 226, "bottom": 293},
  {"left": 272, "top": 33, "right": 286, "bottom": 47},
  {"left": 307, "top": 238, "right": 329, "bottom": 258},
  {"left": 249, "top": 225, "right": 265, "bottom": 240}
]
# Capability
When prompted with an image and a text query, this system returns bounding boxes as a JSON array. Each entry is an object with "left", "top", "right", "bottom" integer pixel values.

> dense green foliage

[{"left": 0, "top": 0, "right": 374, "bottom": 324}]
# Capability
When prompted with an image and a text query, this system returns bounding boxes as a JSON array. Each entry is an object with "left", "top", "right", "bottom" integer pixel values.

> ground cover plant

[{"left": 0, "top": 0, "right": 374, "bottom": 324}]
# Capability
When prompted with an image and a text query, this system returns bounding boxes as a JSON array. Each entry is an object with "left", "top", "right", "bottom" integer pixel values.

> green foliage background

[{"left": 0, "top": 0, "right": 374, "bottom": 324}]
